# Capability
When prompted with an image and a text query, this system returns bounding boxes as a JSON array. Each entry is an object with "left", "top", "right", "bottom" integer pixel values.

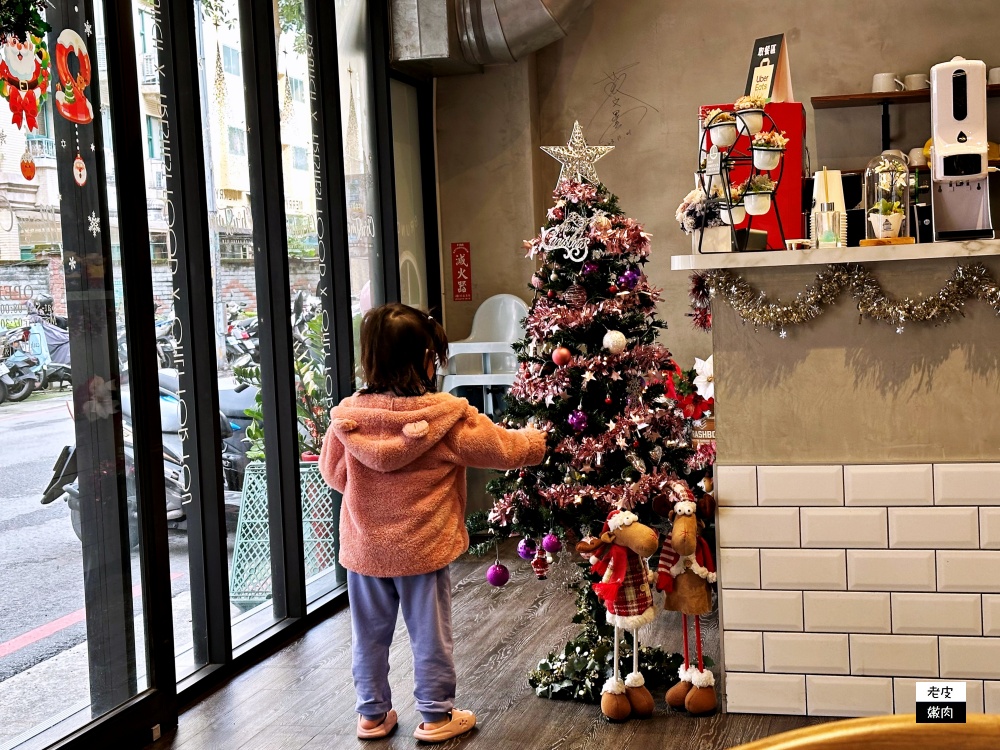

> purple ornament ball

[
  {"left": 568, "top": 409, "right": 588, "bottom": 433},
  {"left": 517, "top": 538, "right": 537, "bottom": 560},
  {"left": 542, "top": 533, "right": 563, "bottom": 553},
  {"left": 618, "top": 268, "right": 641, "bottom": 290},
  {"left": 581, "top": 261, "right": 599, "bottom": 275},
  {"left": 487, "top": 563, "right": 510, "bottom": 587}
]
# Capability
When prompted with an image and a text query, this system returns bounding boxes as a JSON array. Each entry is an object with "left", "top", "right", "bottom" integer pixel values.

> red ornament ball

[
  {"left": 632, "top": 440, "right": 640, "bottom": 448},
  {"left": 605, "top": 396, "right": 613, "bottom": 405},
  {"left": 608, "top": 284, "right": 619, "bottom": 294},
  {"left": 20, "top": 151, "right": 35, "bottom": 181},
  {"left": 547, "top": 290, "right": 556, "bottom": 298},
  {"left": 552, "top": 346, "right": 572, "bottom": 366}
]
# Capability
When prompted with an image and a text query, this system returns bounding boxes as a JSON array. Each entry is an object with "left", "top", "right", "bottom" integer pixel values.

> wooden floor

[{"left": 148, "top": 549, "right": 827, "bottom": 750}]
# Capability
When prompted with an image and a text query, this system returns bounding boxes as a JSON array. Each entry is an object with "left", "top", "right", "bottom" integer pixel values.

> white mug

[
  {"left": 908, "top": 147, "right": 928, "bottom": 166},
  {"left": 904, "top": 73, "right": 930, "bottom": 90},
  {"left": 989, "top": 67, "right": 1000, "bottom": 85},
  {"left": 882, "top": 148, "right": 910, "bottom": 165},
  {"left": 873, "top": 73, "right": 904, "bottom": 93}
]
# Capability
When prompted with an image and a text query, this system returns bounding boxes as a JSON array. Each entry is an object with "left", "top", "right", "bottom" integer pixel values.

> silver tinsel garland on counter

[{"left": 690, "top": 263, "right": 1000, "bottom": 335}]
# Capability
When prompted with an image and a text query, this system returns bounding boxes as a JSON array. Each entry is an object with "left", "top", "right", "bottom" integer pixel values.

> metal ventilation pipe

[{"left": 390, "top": 0, "right": 593, "bottom": 75}]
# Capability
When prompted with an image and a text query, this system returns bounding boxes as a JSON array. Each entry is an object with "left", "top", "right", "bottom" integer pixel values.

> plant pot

[
  {"left": 707, "top": 121, "right": 738, "bottom": 148},
  {"left": 736, "top": 108, "right": 765, "bottom": 135},
  {"left": 692, "top": 225, "right": 733, "bottom": 254},
  {"left": 744, "top": 192, "right": 772, "bottom": 216},
  {"left": 752, "top": 146, "right": 783, "bottom": 171},
  {"left": 868, "top": 211, "right": 904, "bottom": 239},
  {"left": 720, "top": 203, "right": 746, "bottom": 225}
]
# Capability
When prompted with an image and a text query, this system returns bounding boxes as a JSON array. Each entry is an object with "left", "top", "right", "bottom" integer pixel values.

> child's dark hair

[{"left": 359, "top": 303, "right": 449, "bottom": 396}]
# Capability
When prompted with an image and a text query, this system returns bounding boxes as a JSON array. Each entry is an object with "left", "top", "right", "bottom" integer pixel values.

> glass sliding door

[{"left": 390, "top": 79, "right": 428, "bottom": 312}]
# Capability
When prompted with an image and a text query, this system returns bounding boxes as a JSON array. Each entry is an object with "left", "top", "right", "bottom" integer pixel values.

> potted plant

[
  {"left": 675, "top": 185, "right": 730, "bottom": 252},
  {"left": 734, "top": 94, "right": 768, "bottom": 135},
  {"left": 743, "top": 174, "right": 776, "bottom": 215},
  {"left": 703, "top": 108, "right": 738, "bottom": 149},
  {"left": 868, "top": 198, "right": 905, "bottom": 238},
  {"left": 720, "top": 181, "right": 747, "bottom": 225},
  {"left": 750, "top": 130, "right": 788, "bottom": 171}
]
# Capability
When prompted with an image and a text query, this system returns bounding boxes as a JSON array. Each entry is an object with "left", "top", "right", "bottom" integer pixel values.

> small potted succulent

[
  {"left": 868, "top": 198, "right": 905, "bottom": 238},
  {"left": 703, "top": 108, "right": 738, "bottom": 149},
  {"left": 743, "top": 174, "right": 776, "bottom": 215},
  {"left": 750, "top": 129, "right": 788, "bottom": 171},
  {"left": 734, "top": 94, "right": 768, "bottom": 135},
  {"left": 720, "top": 181, "right": 747, "bottom": 225}
]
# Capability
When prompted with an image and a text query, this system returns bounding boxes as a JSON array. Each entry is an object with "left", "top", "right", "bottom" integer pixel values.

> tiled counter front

[{"left": 716, "top": 463, "right": 1000, "bottom": 717}]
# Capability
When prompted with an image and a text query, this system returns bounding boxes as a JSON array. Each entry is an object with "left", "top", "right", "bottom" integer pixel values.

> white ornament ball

[{"left": 603, "top": 330, "right": 627, "bottom": 354}]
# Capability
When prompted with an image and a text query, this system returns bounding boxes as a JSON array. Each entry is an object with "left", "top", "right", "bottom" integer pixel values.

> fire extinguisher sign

[{"left": 451, "top": 242, "right": 472, "bottom": 301}]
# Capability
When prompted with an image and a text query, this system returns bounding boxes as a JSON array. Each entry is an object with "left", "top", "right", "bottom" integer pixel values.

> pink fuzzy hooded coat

[{"left": 319, "top": 391, "right": 547, "bottom": 578}]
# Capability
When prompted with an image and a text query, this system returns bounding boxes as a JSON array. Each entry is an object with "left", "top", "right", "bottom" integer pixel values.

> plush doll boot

[
  {"left": 665, "top": 677, "right": 692, "bottom": 709},
  {"left": 624, "top": 673, "right": 654, "bottom": 719},
  {"left": 683, "top": 669, "right": 717, "bottom": 715},
  {"left": 601, "top": 678, "right": 632, "bottom": 722}
]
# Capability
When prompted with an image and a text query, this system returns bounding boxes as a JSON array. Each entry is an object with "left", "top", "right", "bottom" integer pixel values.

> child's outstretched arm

[
  {"left": 319, "top": 427, "right": 348, "bottom": 492},
  {"left": 446, "top": 408, "right": 547, "bottom": 470}
]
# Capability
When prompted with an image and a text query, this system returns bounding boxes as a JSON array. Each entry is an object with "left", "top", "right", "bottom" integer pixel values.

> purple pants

[{"left": 348, "top": 567, "right": 456, "bottom": 724}]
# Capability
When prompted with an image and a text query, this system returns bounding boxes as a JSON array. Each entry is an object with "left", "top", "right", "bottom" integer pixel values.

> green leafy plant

[
  {"left": 745, "top": 174, "right": 776, "bottom": 194},
  {"left": 871, "top": 198, "right": 904, "bottom": 216},
  {"left": 0, "top": 1, "right": 50, "bottom": 41}
]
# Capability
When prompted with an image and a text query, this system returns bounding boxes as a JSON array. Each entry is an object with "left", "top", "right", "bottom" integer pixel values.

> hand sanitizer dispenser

[{"left": 929, "top": 57, "right": 994, "bottom": 241}]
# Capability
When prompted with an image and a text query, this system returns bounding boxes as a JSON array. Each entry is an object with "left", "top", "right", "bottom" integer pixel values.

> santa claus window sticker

[{"left": 0, "top": 18, "right": 51, "bottom": 181}]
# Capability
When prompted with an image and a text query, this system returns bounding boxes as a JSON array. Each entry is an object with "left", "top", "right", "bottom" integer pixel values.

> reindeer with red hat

[
  {"left": 575, "top": 509, "right": 660, "bottom": 722},
  {"left": 654, "top": 478, "right": 718, "bottom": 715}
]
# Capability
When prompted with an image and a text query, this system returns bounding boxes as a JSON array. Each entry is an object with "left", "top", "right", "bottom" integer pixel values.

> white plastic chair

[{"left": 440, "top": 294, "right": 528, "bottom": 415}]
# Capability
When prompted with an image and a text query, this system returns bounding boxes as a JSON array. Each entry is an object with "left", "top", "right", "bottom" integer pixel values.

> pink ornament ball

[
  {"left": 517, "top": 537, "right": 537, "bottom": 560},
  {"left": 487, "top": 563, "right": 510, "bottom": 587},
  {"left": 552, "top": 346, "right": 572, "bottom": 366},
  {"left": 542, "top": 533, "right": 563, "bottom": 553}
]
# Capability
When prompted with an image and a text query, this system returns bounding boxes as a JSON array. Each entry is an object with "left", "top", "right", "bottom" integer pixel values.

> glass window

[
  {"left": 222, "top": 45, "right": 241, "bottom": 75},
  {"left": 146, "top": 115, "right": 162, "bottom": 160},
  {"left": 288, "top": 77, "right": 305, "bottom": 103},
  {"left": 390, "top": 80, "right": 428, "bottom": 311},
  {"left": 228, "top": 126, "right": 247, "bottom": 155},
  {"left": 292, "top": 145, "right": 308, "bottom": 170},
  {"left": 335, "top": 0, "right": 383, "bottom": 385}
]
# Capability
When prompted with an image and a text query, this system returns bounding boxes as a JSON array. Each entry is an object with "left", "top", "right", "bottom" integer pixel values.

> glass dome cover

[{"left": 864, "top": 151, "right": 909, "bottom": 240}]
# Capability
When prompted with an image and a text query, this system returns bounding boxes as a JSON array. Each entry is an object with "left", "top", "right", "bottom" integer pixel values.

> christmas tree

[{"left": 473, "top": 123, "right": 715, "bottom": 701}]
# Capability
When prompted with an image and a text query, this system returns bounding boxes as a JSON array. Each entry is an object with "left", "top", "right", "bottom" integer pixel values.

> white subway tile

[
  {"left": 847, "top": 550, "right": 936, "bottom": 592},
  {"left": 757, "top": 466, "right": 843, "bottom": 506},
  {"left": 807, "top": 675, "right": 893, "bottom": 717},
  {"left": 895, "top": 678, "right": 984, "bottom": 714},
  {"left": 845, "top": 464, "right": 933, "bottom": 506},
  {"left": 891, "top": 593, "right": 982, "bottom": 636},
  {"left": 718, "top": 507, "right": 800, "bottom": 548},
  {"left": 804, "top": 592, "right": 892, "bottom": 634},
  {"left": 888, "top": 507, "right": 979, "bottom": 549},
  {"left": 801, "top": 508, "right": 887, "bottom": 549},
  {"left": 935, "top": 464, "right": 1000, "bottom": 506},
  {"left": 718, "top": 548, "right": 760, "bottom": 589},
  {"left": 938, "top": 551, "right": 1000, "bottom": 593},
  {"left": 724, "top": 672, "right": 806, "bottom": 715},
  {"left": 983, "top": 595, "right": 1000, "bottom": 636},
  {"left": 979, "top": 508, "right": 1000, "bottom": 549},
  {"left": 940, "top": 638, "right": 1000, "bottom": 680},
  {"left": 760, "top": 549, "right": 846, "bottom": 590},
  {"left": 985, "top": 681, "right": 1000, "bottom": 713},
  {"left": 723, "top": 631, "right": 763, "bottom": 672},
  {"left": 717, "top": 465, "right": 758, "bottom": 506},
  {"left": 721, "top": 590, "right": 803, "bottom": 632},
  {"left": 850, "top": 634, "right": 939, "bottom": 677},
  {"left": 764, "top": 633, "right": 849, "bottom": 675}
]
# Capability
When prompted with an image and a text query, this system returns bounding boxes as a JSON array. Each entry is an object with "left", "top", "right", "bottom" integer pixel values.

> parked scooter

[
  {"left": 0, "top": 323, "right": 50, "bottom": 402},
  {"left": 25, "top": 297, "right": 72, "bottom": 391}
]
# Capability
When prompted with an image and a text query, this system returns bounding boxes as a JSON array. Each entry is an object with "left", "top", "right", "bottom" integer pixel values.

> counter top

[{"left": 670, "top": 238, "right": 1000, "bottom": 271}]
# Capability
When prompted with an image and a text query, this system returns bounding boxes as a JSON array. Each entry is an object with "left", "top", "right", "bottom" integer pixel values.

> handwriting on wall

[{"left": 588, "top": 62, "right": 659, "bottom": 147}]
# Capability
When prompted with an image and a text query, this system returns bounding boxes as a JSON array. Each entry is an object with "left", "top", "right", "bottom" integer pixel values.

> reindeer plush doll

[
  {"left": 576, "top": 509, "right": 659, "bottom": 722},
  {"left": 655, "top": 480, "right": 718, "bottom": 715}
]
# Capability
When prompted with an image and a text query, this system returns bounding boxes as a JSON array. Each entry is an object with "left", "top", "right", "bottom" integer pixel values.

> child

[{"left": 319, "top": 303, "right": 546, "bottom": 742}]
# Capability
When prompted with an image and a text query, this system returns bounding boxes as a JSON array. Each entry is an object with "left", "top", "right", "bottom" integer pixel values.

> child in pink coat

[{"left": 319, "top": 303, "right": 546, "bottom": 742}]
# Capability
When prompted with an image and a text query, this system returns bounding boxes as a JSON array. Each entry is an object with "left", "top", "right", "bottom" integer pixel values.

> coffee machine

[{"left": 929, "top": 57, "right": 994, "bottom": 242}]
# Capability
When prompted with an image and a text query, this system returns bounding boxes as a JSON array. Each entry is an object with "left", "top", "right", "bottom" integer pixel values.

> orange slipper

[
  {"left": 357, "top": 709, "right": 397, "bottom": 739},
  {"left": 413, "top": 708, "right": 476, "bottom": 743}
]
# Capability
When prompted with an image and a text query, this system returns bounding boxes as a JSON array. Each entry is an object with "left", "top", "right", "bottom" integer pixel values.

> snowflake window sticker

[
  {"left": 540, "top": 211, "right": 590, "bottom": 263},
  {"left": 87, "top": 210, "right": 100, "bottom": 237}
]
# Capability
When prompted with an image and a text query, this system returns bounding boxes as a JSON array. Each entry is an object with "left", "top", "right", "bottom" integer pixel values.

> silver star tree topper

[{"left": 541, "top": 121, "right": 613, "bottom": 187}]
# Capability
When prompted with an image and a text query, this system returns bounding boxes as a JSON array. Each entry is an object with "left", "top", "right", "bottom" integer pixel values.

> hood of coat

[{"left": 329, "top": 391, "right": 470, "bottom": 472}]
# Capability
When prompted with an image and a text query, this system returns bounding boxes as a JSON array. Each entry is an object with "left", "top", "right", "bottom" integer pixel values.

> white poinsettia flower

[
  {"left": 82, "top": 375, "right": 118, "bottom": 421},
  {"left": 693, "top": 355, "right": 714, "bottom": 400}
]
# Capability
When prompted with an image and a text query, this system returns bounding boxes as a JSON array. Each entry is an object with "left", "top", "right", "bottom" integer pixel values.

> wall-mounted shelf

[
  {"left": 671, "top": 237, "right": 1000, "bottom": 271},
  {"left": 810, "top": 84, "right": 1000, "bottom": 151}
]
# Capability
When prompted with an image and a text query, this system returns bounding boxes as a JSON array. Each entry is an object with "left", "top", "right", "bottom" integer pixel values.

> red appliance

[{"left": 699, "top": 102, "right": 806, "bottom": 250}]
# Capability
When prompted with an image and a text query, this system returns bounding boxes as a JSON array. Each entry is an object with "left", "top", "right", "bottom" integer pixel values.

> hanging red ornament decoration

[
  {"left": 547, "top": 290, "right": 556, "bottom": 299},
  {"left": 19, "top": 148, "right": 35, "bottom": 180},
  {"left": 562, "top": 284, "right": 587, "bottom": 308},
  {"left": 605, "top": 396, "right": 613, "bottom": 405},
  {"left": 608, "top": 284, "right": 619, "bottom": 294},
  {"left": 551, "top": 346, "right": 572, "bottom": 366}
]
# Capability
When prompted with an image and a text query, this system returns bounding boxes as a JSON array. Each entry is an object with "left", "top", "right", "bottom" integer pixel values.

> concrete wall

[{"left": 435, "top": 0, "right": 1000, "bottom": 365}]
